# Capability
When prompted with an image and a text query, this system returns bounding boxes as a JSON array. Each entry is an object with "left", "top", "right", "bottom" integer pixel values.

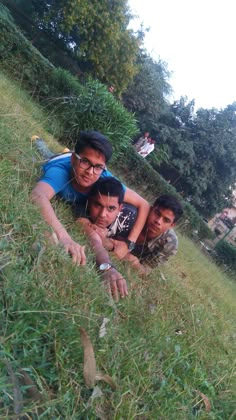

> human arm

[
  {"left": 77, "top": 218, "right": 128, "bottom": 301},
  {"left": 31, "top": 181, "right": 86, "bottom": 265},
  {"left": 79, "top": 218, "right": 116, "bottom": 251},
  {"left": 113, "top": 188, "right": 150, "bottom": 259},
  {"left": 122, "top": 253, "right": 152, "bottom": 276},
  {"left": 106, "top": 238, "right": 151, "bottom": 276}
]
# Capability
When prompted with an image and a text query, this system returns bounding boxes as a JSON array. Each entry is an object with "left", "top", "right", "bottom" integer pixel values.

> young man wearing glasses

[{"left": 31, "top": 131, "right": 149, "bottom": 267}]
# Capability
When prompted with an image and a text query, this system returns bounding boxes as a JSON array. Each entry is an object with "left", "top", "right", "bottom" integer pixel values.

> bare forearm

[
  {"left": 89, "top": 236, "right": 111, "bottom": 266},
  {"left": 123, "top": 189, "right": 150, "bottom": 242},
  {"left": 122, "top": 253, "right": 151, "bottom": 276},
  {"left": 122, "top": 253, "right": 141, "bottom": 267},
  {"left": 128, "top": 201, "right": 149, "bottom": 242},
  {"left": 31, "top": 183, "right": 86, "bottom": 265},
  {"left": 31, "top": 190, "right": 70, "bottom": 241},
  {"left": 77, "top": 219, "right": 110, "bottom": 265}
]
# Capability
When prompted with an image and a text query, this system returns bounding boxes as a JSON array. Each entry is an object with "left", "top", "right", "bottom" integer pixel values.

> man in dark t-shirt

[{"left": 78, "top": 179, "right": 183, "bottom": 276}]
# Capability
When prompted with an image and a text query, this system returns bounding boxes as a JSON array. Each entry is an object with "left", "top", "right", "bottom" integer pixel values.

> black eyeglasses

[{"left": 75, "top": 154, "right": 106, "bottom": 175}]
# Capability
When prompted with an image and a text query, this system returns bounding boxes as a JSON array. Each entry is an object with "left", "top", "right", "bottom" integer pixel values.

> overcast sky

[{"left": 128, "top": 0, "right": 236, "bottom": 110}]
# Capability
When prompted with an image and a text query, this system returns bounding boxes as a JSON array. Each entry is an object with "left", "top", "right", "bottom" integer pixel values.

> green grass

[{"left": 0, "top": 71, "right": 236, "bottom": 419}]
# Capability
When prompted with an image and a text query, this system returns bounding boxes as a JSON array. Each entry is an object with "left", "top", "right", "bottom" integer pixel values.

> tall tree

[
  {"left": 158, "top": 99, "right": 236, "bottom": 216},
  {"left": 146, "top": 96, "right": 236, "bottom": 216},
  {"left": 187, "top": 104, "right": 236, "bottom": 215},
  {"left": 3, "top": 0, "right": 143, "bottom": 93},
  {"left": 122, "top": 52, "right": 171, "bottom": 135}
]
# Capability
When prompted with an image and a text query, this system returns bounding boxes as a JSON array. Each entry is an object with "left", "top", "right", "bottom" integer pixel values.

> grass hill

[{"left": 0, "top": 71, "right": 236, "bottom": 419}]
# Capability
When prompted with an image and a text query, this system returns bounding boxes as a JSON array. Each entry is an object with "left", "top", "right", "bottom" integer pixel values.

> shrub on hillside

[
  {"left": 0, "top": 4, "right": 53, "bottom": 96},
  {"left": 215, "top": 240, "right": 236, "bottom": 274},
  {"left": 39, "top": 71, "right": 138, "bottom": 155},
  {"left": 197, "top": 218, "right": 215, "bottom": 240}
]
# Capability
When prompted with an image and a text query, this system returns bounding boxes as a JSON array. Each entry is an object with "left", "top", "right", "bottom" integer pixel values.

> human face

[
  {"left": 71, "top": 147, "right": 106, "bottom": 191},
  {"left": 145, "top": 206, "right": 176, "bottom": 239},
  {"left": 89, "top": 193, "right": 122, "bottom": 228}
]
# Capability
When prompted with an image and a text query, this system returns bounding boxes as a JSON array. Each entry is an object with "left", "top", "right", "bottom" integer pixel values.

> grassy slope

[{"left": 0, "top": 72, "right": 235, "bottom": 419}]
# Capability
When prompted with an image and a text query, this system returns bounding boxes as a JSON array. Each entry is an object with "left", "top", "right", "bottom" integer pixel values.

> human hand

[
  {"left": 121, "top": 253, "right": 152, "bottom": 277},
  {"left": 102, "top": 237, "right": 116, "bottom": 251},
  {"left": 102, "top": 267, "right": 128, "bottom": 302},
  {"left": 113, "top": 241, "right": 129, "bottom": 259},
  {"left": 77, "top": 218, "right": 108, "bottom": 240},
  {"left": 136, "top": 264, "right": 152, "bottom": 277},
  {"left": 90, "top": 225, "right": 108, "bottom": 239},
  {"left": 59, "top": 236, "right": 86, "bottom": 265}
]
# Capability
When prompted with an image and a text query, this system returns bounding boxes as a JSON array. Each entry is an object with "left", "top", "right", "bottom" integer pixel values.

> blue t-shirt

[{"left": 40, "top": 153, "right": 125, "bottom": 206}]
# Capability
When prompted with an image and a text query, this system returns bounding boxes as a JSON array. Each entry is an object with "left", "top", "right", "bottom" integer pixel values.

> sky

[{"left": 128, "top": 0, "right": 236, "bottom": 110}]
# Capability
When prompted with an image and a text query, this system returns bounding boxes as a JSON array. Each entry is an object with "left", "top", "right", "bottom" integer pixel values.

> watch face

[
  {"left": 99, "top": 263, "right": 112, "bottom": 271},
  {"left": 128, "top": 241, "right": 136, "bottom": 251}
]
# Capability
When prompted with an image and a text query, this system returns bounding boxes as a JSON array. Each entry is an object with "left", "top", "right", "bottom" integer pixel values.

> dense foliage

[
  {"left": 2, "top": 0, "right": 142, "bottom": 94},
  {"left": 157, "top": 99, "right": 236, "bottom": 216},
  {"left": 123, "top": 55, "right": 236, "bottom": 217},
  {"left": 122, "top": 53, "right": 171, "bottom": 132},
  {"left": 0, "top": 4, "right": 138, "bottom": 154},
  {"left": 0, "top": 3, "right": 53, "bottom": 92},
  {"left": 215, "top": 240, "right": 236, "bottom": 274},
  {"left": 125, "top": 79, "right": 236, "bottom": 217},
  {"left": 43, "top": 72, "right": 139, "bottom": 155}
]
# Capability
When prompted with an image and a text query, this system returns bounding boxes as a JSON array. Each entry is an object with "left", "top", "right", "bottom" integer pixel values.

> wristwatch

[
  {"left": 125, "top": 239, "right": 136, "bottom": 252},
  {"left": 99, "top": 263, "right": 113, "bottom": 272}
]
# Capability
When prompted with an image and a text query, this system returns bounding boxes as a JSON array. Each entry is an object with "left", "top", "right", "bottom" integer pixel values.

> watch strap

[{"left": 126, "top": 239, "right": 136, "bottom": 251}]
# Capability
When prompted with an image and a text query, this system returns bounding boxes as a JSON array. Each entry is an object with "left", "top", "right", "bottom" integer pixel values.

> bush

[
  {"left": 215, "top": 240, "right": 236, "bottom": 274},
  {"left": 0, "top": 4, "right": 53, "bottom": 96},
  {"left": 38, "top": 71, "right": 138, "bottom": 156},
  {"left": 184, "top": 202, "right": 215, "bottom": 240}
]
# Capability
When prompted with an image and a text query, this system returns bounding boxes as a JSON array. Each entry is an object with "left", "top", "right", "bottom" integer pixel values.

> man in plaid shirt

[{"left": 108, "top": 194, "right": 183, "bottom": 273}]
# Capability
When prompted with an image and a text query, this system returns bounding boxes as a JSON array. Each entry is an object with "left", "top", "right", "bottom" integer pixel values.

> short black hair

[
  {"left": 89, "top": 177, "right": 124, "bottom": 205},
  {"left": 153, "top": 195, "right": 183, "bottom": 222},
  {"left": 75, "top": 131, "right": 112, "bottom": 163}
]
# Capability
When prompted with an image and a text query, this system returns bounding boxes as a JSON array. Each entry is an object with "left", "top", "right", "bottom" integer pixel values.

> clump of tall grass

[{"left": 42, "top": 72, "right": 138, "bottom": 158}]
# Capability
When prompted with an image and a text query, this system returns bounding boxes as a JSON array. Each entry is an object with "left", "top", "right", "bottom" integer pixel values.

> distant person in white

[
  {"left": 134, "top": 132, "right": 149, "bottom": 151},
  {"left": 138, "top": 138, "right": 156, "bottom": 158}
]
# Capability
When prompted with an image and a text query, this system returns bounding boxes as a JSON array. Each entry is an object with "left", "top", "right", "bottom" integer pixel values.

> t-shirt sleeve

[{"left": 39, "top": 162, "right": 70, "bottom": 194}]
